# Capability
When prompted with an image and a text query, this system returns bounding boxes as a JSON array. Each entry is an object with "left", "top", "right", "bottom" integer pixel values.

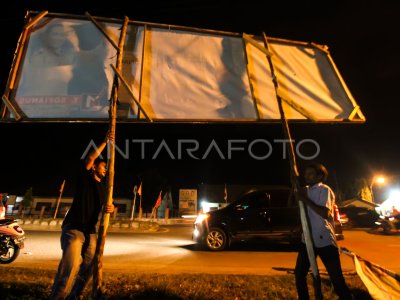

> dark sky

[{"left": 1, "top": 0, "right": 400, "bottom": 203}]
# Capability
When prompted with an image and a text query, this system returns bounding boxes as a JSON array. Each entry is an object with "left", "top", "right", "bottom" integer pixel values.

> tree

[
  {"left": 344, "top": 178, "right": 373, "bottom": 202},
  {"left": 21, "top": 187, "right": 33, "bottom": 214}
]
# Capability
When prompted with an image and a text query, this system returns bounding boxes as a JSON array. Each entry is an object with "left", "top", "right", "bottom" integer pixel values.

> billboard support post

[
  {"left": 262, "top": 32, "right": 323, "bottom": 300},
  {"left": 92, "top": 16, "right": 129, "bottom": 300}
]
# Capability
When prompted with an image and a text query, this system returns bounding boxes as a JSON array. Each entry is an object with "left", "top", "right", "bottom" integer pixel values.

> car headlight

[
  {"left": 193, "top": 228, "right": 200, "bottom": 237},
  {"left": 195, "top": 213, "right": 209, "bottom": 224}
]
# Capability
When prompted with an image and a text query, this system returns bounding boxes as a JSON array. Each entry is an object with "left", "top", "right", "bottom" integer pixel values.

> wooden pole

[
  {"left": 92, "top": 16, "right": 129, "bottom": 299},
  {"left": 110, "top": 64, "right": 152, "bottom": 121},
  {"left": 261, "top": 32, "right": 323, "bottom": 300},
  {"left": 53, "top": 179, "right": 65, "bottom": 219},
  {"left": 85, "top": 12, "right": 119, "bottom": 51}
]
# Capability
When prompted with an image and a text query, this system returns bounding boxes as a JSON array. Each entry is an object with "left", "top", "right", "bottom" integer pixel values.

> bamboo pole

[
  {"left": 262, "top": 32, "right": 323, "bottom": 300},
  {"left": 242, "top": 34, "right": 261, "bottom": 120},
  {"left": 92, "top": 16, "right": 129, "bottom": 299},
  {"left": 53, "top": 179, "right": 65, "bottom": 219},
  {"left": 85, "top": 12, "right": 119, "bottom": 51},
  {"left": 243, "top": 33, "right": 271, "bottom": 56},
  {"left": 276, "top": 90, "right": 318, "bottom": 121},
  {"left": 110, "top": 64, "right": 152, "bottom": 122}
]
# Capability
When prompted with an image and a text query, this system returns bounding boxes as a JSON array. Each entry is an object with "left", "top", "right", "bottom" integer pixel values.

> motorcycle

[
  {"left": 375, "top": 214, "right": 400, "bottom": 235},
  {"left": 0, "top": 218, "right": 25, "bottom": 264}
]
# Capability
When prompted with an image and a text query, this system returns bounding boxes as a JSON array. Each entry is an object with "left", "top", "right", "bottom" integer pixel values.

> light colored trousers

[{"left": 50, "top": 228, "right": 97, "bottom": 300}]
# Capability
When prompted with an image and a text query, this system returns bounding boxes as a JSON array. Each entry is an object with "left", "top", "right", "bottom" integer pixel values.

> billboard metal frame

[{"left": 1, "top": 11, "right": 365, "bottom": 124}]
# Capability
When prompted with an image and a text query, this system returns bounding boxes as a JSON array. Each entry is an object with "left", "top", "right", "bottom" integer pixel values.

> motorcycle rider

[{"left": 388, "top": 206, "right": 400, "bottom": 231}]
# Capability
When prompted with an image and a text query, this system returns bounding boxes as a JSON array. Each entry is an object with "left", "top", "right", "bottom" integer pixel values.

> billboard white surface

[{"left": 2, "top": 13, "right": 365, "bottom": 123}]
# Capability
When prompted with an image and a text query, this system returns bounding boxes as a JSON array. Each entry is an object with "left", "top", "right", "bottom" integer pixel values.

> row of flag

[
  {"left": 135, "top": 182, "right": 165, "bottom": 212},
  {"left": 136, "top": 182, "right": 229, "bottom": 208}
]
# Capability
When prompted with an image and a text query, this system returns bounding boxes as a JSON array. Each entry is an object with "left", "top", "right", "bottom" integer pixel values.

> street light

[{"left": 370, "top": 175, "right": 386, "bottom": 203}]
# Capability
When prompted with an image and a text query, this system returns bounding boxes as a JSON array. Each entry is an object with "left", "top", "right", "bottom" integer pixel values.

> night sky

[{"left": 1, "top": 0, "right": 399, "bottom": 206}]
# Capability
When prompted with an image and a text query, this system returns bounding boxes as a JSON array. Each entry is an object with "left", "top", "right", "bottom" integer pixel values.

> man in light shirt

[{"left": 295, "top": 163, "right": 353, "bottom": 300}]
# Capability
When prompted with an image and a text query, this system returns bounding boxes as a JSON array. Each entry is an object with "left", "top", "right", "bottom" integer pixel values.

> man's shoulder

[
  {"left": 312, "top": 183, "right": 332, "bottom": 192},
  {"left": 309, "top": 183, "right": 334, "bottom": 199},
  {"left": 76, "top": 161, "right": 91, "bottom": 177}
]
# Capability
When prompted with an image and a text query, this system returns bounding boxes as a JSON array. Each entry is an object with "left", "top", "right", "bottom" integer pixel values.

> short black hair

[
  {"left": 305, "top": 163, "right": 328, "bottom": 183},
  {"left": 94, "top": 157, "right": 107, "bottom": 166}
]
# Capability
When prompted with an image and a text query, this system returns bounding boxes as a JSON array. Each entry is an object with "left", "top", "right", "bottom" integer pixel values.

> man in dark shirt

[{"left": 50, "top": 131, "right": 114, "bottom": 300}]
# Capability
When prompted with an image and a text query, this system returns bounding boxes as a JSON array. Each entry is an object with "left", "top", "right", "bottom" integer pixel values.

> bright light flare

[
  {"left": 376, "top": 176, "right": 385, "bottom": 184},
  {"left": 195, "top": 213, "right": 209, "bottom": 224},
  {"left": 380, "top": 189, "right": 400, "bottom": 214}
]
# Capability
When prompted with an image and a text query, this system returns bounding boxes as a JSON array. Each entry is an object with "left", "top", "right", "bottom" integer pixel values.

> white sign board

[{"left": 179, "top": 189, "right": 197, "bottom": 215}]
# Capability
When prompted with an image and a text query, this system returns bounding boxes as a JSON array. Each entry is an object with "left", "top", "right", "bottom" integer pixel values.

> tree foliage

[{"left": 22, "top": 187, "right": 33, "bottom": 208}]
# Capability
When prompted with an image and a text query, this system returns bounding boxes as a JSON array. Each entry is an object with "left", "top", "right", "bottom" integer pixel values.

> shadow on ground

[{"left": 180, "top": 240, "right": 300, "bottom": 252}]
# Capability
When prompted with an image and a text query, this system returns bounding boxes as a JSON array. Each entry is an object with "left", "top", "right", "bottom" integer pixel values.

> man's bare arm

[
  {"left": 85, "top": 131, "right": 114, "bottom": 170},
  {"left": 297, "top": 190, "right": 330, "bottom": 219}
]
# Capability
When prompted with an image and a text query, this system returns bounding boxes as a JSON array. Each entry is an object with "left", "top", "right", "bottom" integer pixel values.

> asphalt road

[{"left": 8, "top": 225, "right": 400, "bottom": 275}]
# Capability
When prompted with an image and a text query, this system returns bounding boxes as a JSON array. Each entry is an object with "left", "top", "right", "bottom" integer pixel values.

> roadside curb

[{"left": 15, "top": 217, "right": 194, "bottom": 232}]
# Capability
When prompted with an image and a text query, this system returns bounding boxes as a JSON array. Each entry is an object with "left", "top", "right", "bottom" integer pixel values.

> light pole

[{"left": 370, "top": 176, "right": 385, "bottom": 203}]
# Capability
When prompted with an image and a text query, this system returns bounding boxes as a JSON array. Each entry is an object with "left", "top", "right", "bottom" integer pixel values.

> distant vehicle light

[
  {"left": 182, "top": 215, "right": 197, "bottom": 219},
  {"left": 380, "top": 189, "right": 400, "bottom": 214}
]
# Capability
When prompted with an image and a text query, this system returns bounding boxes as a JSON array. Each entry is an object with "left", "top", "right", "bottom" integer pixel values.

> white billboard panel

[
  {"left": 140, "top": 28, "right": 257, "bottom": 120},
  {"left": 14, "top": 18, "right": 120, "bottom": 118},
  {"left": 2, "top": 13, "right": 365, "bottom": 123}
]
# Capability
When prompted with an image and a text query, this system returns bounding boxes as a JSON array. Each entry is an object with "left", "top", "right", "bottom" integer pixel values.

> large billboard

[{"left": 1, "top": 12, "right": 365, "bottom": 123}]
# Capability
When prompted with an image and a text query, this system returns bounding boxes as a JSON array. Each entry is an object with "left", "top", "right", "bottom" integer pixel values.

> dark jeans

[
  {"left": 295, "top": 243, "right": 353, "bottom": 300},
  {"left": 50, "top": 228, "right": 97, "bottom": 300}
]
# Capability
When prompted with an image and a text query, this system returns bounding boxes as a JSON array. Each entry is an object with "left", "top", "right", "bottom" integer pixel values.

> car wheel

[{"left": 206, "top": 228, "right": 228, "bottom": 251}]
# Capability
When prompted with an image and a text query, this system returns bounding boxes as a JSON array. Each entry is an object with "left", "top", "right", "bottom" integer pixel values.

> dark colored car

[
  {"left": 193, "top": 187, "right": 344, "bottom": 251},
  {"left": 338, "top": 199, "right": 381, "bottom": 228}
]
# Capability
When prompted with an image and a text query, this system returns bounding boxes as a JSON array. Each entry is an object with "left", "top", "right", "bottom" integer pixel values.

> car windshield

[{"left": 233, "top": 192, "right": 269, "bottom": 210}]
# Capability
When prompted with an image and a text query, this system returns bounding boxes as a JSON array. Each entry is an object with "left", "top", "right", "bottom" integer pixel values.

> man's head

[
  {"left": 304, "top": 163, "right": 328, "bottom": 186},
  {"left": 92, "top": 158, "right": 107, "bottom": 181}
]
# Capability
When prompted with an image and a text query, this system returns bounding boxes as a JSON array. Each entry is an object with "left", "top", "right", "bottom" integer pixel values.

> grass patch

[{"left": 0, "top": 267, "right": 371, "bottom": 299}]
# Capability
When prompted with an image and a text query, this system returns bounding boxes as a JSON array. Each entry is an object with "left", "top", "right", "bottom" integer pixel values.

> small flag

[
  {"left": 224, "top": 184, "right": 228, "bottom": 203},
  {"left": 154, "top": 191, "right": 162, "bottom": 209},
  {"left": 137, "top": 182, "right": 142, "bottom": 196}
]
